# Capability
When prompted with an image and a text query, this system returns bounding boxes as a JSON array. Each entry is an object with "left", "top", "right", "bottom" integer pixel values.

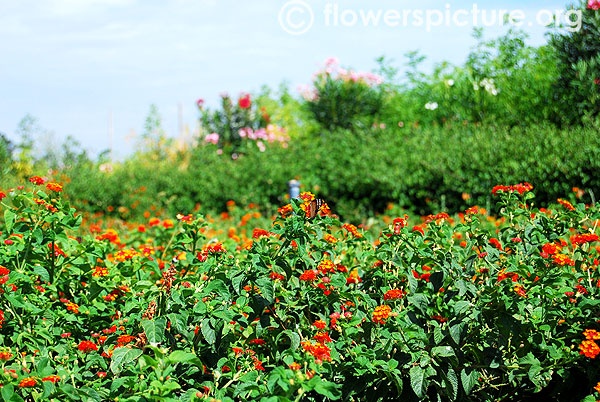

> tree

[{"left": 550, "top": 0, "right": 600, "bottom": 124}]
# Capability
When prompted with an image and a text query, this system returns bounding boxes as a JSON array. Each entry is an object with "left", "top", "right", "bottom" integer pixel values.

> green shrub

[
  {"left": 0, "top": 181, "right": 599, "bottom": 401},
  {"left": 302, "top": 58, "right": 384, "bottom": 131},
  {"left": 60, "top": 123, "right": 600, "bottom": 223},
  {"left": 377, "top": 29, "right": 559, "bottom": 128},
  {"left": 550, "top": 0, "right": 600, "bottom": 124}
]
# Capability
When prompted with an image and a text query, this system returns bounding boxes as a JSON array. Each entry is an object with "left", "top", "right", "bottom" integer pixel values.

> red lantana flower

[
  {"left": 78, "top": 340, "right": 98, "bottom": 353},
  {"left": 29, "top": 176, "right": 45, "bottom": 185}
]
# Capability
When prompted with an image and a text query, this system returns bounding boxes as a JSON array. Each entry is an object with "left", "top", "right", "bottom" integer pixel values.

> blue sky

[{"left": 0, "top": 0, "right": 570, "bottom": 158}]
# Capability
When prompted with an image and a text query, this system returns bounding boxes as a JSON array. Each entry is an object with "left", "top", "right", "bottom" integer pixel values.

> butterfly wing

[
  {"left": 309, "top": 199, "right": 324, "bottom": 219},
  {"left": 309, "top": 199, "right": 318, "bottom": 219}
]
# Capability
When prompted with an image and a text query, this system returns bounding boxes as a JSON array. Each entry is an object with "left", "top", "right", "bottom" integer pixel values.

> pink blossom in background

[
  {"left": 205, "top": 133, "right": 220, "bottom": 145},
  {"left": 298, "top": 84, "right": 318, "bottom": 101},
  {"left": 588, "top": 0, "right": 600, "bottom": 10},
  {"left": 301, "top": 57, "right": 384, "bottom": 99},
  {"left": 324, "top": 57, "right": 339, "bottom": 67}
]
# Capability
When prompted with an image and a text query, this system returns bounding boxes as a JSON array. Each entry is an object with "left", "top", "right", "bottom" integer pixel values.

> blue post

[{"left": 288, "top": 180, "right": 300, "bottom": 199}]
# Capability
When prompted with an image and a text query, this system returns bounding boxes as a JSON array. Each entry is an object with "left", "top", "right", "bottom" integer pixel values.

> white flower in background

[
  {"left": 99, "top": 163, "right": 113, "bottom": 174},
  {"left": 445, "top": 79, "right": 455, "bottom": 87},
  {"left": 473, "top": 82, "right": 480, "bottom": 91},
  {"left": 425, "top": 102, "right": 439, "bottom": 111},
  {"left": 479, "top": 78, "right": 499, "bottom": 96}
]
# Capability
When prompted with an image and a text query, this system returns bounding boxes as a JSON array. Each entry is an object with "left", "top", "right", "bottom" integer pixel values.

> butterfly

[{"left": 308, "top": 198, "right": 325, "bottom": 219}]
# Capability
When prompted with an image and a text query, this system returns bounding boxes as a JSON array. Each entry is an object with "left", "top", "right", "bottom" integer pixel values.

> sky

[{"left": 0, "top": 0, "right": 571, "bottom": 158}]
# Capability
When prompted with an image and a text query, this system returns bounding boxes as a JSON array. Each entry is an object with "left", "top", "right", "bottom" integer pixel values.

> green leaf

[
  {"left": 4, "top": 208, "right": 15, "bottom": 233},
  {"left": 34, "top": 265, "right": 50, "bottom": 282},
  {"left": 256, "top": 276, "right": 274, "bottom": 304},
  {"left": 453, "top": 300, "right": 471, "bottom": 315},
  {"left": 204, "top": 279, "right": 230, "bottom": 298},
  {"left": 87, "top": 282, "right": 105, "bottom": 303},
  {"left": 60, "top": 384, "right": 80, "bottom": 400},
  {"left": 141, "top": 317, "right": 167, "bottom": 346},
  {"left": 78, "top": 386, "right": 103, "bottom": 402},
  {"left": 139, "top": 354, "right": 158, "bottom": 370},
  {"left": 410, "top": 365, "right": 426, "bottom": 398},
  {"left": 461, "top": 368, "right": 478, "bottom": 395},
  {"left": 445, "top": 368, "right": 459, "bottom": 401},
  {"left": 110, "top": 377, "right": 128, "bottom": 393},
  {"left": 434, "top": 326, "right": 445, "bottom": 345},
  {"left": 110, "top": 347, "right": 143, "bottom": 374},
  {"left": 41, "top": 381, "right": 56, "bottom": 399},
  {"left": 167, "top": 350, "right": 203, "bottom": 366},
  {"left": 1, "top": 384, "right": 14, "bottom": 401},
  {"left": 432, "top": 346, "right": 456, "bottom": 358},
  {"left": 449, "top": 322, "right": 465, "bottom": 345},
  {"left": 409, "top": 294, "right": 429, "bottom": 314},
  {"left": 201, "top": 318, "right": 216, "bottom": 344},
  {"left": 280, "top": 330, "right": 300, "bottom": 351},
  {"left": 314, "top": 380, "right": 341, "bottom": 399}
]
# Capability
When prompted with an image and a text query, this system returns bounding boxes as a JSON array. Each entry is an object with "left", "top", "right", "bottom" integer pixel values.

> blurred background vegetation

[{"left": 3, "top": 1, "right": 600, "bottom": 222}]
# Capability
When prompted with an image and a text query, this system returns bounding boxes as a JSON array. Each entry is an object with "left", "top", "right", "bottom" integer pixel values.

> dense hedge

[{"left": 64, "top": 123, "right": 600, "bottom": 221}]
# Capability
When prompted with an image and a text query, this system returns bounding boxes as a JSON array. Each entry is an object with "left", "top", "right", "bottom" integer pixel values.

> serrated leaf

[
  {"left": 4, "top": 209, "right": 15, "bottom": 233},
  {"left": 453, "top": 300, "right": 471, "bottom": 315},
  {"left": 450, "top": 322, "right": 465, "bottom": 345},
  {"left": 314, "top": 380, "right": 341, "bottom": 399},
  {"left": 409, "top": 294, "right": 429, "bottom": 314},
  {"left": 410, "top": 365, "right": 426, "bottom": 398},
  {"left": 432, "top": 346, "right": 456, "bottom": 358},
  {"left": 256, "top": 277, "right": 274, "bottom": 304},
  {"left": 41, "top": 381, "right": 55, "bottom": 399},
  {"left": 1, "top": 384, "right": 14, "bottom": 401},
  {"left": 34, "top": 266, "right": 50, "bottom": 282},
  {"left": 168, "top": 350, "right": 202, "bottom": 366},
  {"left": 204, "top": 279, "right": 230, "bottom": 298},
  {"left": 87, "top": 282, "right": 105, "bottom": 303},
  {"left": 281, "top": 330, "right": 300, "bottom": 351},
  {"left": 201, "top": 318, "right": 216, "bottom": 344},
  {"left": 110, "top": 347, "right": 142, "bottom": 374},
  {"left": 142, "top": 317, "right": 167, "bottom": 346},
  {"left": 79, "top": 386, "right": 103, "bottom": 402},
  {"left": 110, "top": 377, "right": 128, "bottom": 393},
  {"left": 330, "top": 273, "right": 346, "bottom": 288},
  {"left": 445, "top": 368, "right": 458, "bottom": 401},
  {"left": 434, "top": 326, "right": 445, "bottom": 344},
  {"left": 461, "top": 368, "right": 478, "bottom": 395}
]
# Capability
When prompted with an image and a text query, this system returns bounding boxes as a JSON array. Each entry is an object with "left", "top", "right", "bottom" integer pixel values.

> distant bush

[
  {"left": 61, "top": 123, "right": 600, "bottom": 222},
  {"left": 301, "top": 58, "right": 385, "bottom": 131},
  {"left": 378, "top": 29, "right": 560, "bottom": 129},
  {"left": 550, "top": 0, "right": 600, "bottom": 124},
  {"left": 199, "top": 93, "right": 288, "bottom": 155}
]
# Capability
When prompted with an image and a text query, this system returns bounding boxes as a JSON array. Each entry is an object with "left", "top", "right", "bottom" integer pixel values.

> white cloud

[{"left": 46, "top": 0, "right": 137, "bottom": 16}]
